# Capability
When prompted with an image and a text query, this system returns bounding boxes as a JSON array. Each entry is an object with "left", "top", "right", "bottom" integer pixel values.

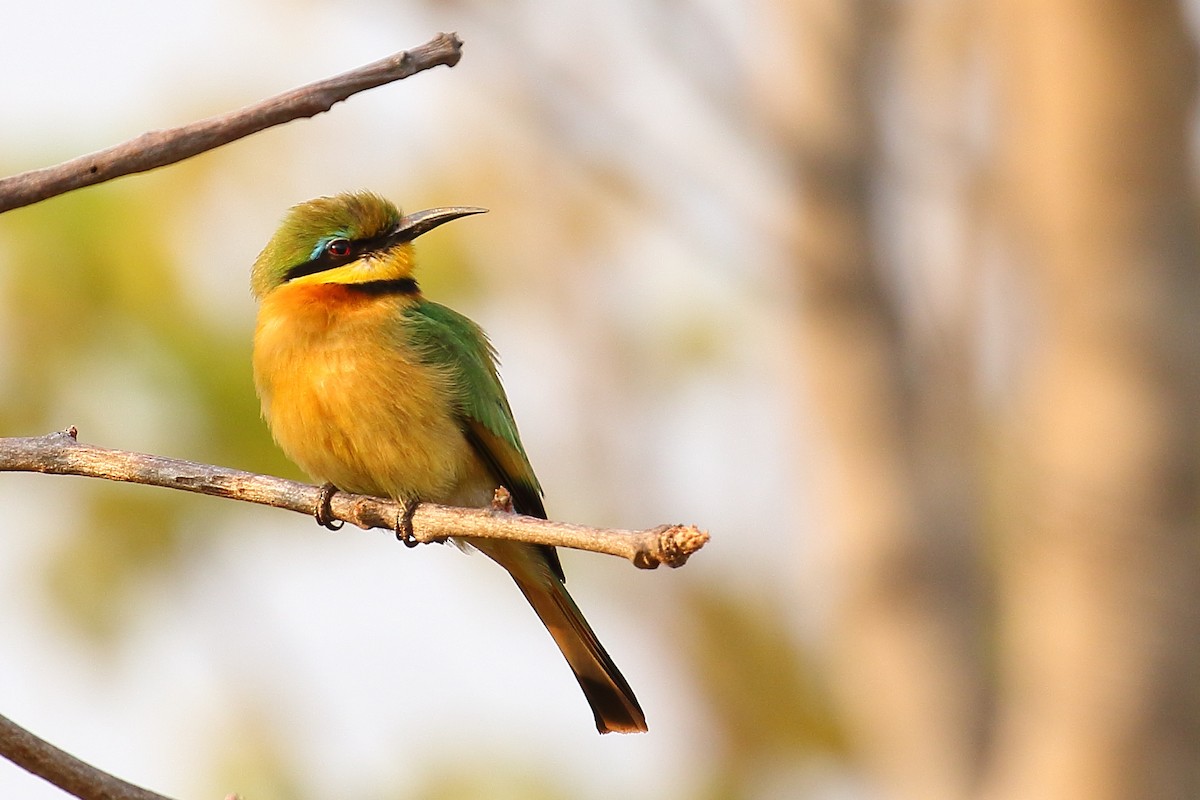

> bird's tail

[{"left": 477, "top": 540, "right": 647, "bottom": 734}]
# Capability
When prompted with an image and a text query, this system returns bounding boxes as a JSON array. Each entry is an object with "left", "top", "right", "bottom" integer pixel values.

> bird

[{"left": 249, "top": 191, "right": 647, "bottom": 734}]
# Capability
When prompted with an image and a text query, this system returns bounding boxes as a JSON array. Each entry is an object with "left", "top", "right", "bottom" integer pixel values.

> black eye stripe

[{"left": 281, "top": 229, "right": 398, "bottom": 283}]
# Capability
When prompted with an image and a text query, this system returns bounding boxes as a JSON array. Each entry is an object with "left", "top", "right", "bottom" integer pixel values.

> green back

[{"left": 402, "top": 300, "right": 547, "bottom": 520}]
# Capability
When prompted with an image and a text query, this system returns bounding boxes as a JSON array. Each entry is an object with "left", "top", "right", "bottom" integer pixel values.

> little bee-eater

[{"left": 250, "top": 191, "right": 646, "bottom": 734}]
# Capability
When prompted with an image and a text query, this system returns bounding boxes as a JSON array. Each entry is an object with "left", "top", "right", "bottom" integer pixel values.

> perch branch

[
  {"left": 0, "top": 428, "right": 708, "bottom": 569},
  {"left": 0, "top": 712, "right": 173, "bottom": 800},
  {"left": 0, "top": 32, "right": 463, "bottom": 213}
]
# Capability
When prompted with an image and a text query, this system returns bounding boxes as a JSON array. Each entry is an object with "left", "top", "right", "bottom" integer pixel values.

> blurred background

[{"left": 0, "top": 1, "right": 1197, "bottom": 799}]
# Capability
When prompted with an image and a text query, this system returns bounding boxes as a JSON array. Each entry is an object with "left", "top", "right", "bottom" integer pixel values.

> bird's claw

[
  {"left": 491, "top": 486, "right": 514, "bottom": 514},
  {"left": 395, "top": 498, "right": 420, "bottom": 547},
  {"left": 315, "top": 482, "right": 344, "bottom": 530}
]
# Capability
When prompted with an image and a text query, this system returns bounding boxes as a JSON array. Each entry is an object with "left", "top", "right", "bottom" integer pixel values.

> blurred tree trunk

[
  {"left": 790, "top": 0, "right": 1200, "bottom": 797},
  {"left": 984, "top": 1, "right": 1200, "bottom": 798},
  {"left": 787, "top": 2, "right": 988, "bottom": 798}
]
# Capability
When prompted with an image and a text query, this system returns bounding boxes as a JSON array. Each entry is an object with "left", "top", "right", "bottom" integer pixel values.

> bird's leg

[
  {"left": 395, "top": 498, "right": 421, "bottom": 548},
  {"left": 491, "top": 486, "right": 514, "bottom": 514},
  {"left": 314, "top": 482, "right": 344, "bottom": 530}
]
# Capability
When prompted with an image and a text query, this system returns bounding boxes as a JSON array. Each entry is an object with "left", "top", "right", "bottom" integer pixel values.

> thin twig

[
  {"left": 0, "top": 428, "right": 709, "bottom": 569},
  {"left": 0, "top": 32, "right": 463, "bottom": 214},
  {"left": 0, "top": 712, "right": 173, "bottom": 800}
]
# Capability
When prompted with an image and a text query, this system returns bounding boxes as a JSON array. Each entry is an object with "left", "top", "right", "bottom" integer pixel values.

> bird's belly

[{"left": 254, "top": 299, "right": 481, "bottom": 503}]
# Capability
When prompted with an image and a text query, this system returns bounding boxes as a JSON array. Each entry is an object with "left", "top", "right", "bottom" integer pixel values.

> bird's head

[{"left": 250, "top": 191, "right": 486, "bottom": 298}]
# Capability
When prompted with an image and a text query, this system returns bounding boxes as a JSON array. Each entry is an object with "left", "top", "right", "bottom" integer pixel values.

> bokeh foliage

[{"left": 1, "top": 182, "right": 285, "bottom": 640}]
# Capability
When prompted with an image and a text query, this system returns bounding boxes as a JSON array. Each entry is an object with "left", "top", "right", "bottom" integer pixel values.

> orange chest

[
  {"left": 252, "top": 283, "right": 471, "bottom": 499},
  {"left": 254, "top": 284, "right": 415, "bottom": 400}
]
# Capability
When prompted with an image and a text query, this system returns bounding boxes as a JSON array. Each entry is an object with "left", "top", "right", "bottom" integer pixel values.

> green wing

[{"left": 403, "top": 300, "right": 547, "bottom": 520}]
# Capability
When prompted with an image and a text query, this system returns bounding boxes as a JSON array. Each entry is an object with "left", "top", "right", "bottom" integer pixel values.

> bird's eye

[{"left": 325, "top": 238, "right": 352, "bottom": 258}]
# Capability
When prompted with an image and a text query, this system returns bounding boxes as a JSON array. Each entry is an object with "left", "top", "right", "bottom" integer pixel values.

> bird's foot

[
  {"left": 491, "top": 486, "right": 514, "bottom": 514},
  {"left": 395, "top": 498, "right": 421, "bottom": 548},
  {"left": 315, "top": 482, "right": 344, "bottom": 530}
]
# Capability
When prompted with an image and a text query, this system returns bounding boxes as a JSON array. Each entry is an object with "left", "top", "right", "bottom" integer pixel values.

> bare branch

[
  {"left": 0, "top": 712, "right": 173, "bottom": 800},
  {"left": 0, "top": 32, "right": 463, "bottom": 213},
  {"left": 0, "top": 428, "right": 708, "bottom": 569}
]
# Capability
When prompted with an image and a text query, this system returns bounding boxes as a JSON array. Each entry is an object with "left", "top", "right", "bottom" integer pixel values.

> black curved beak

[{"left": 389, "top": 206, "right": 488, "bottom": 244}]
